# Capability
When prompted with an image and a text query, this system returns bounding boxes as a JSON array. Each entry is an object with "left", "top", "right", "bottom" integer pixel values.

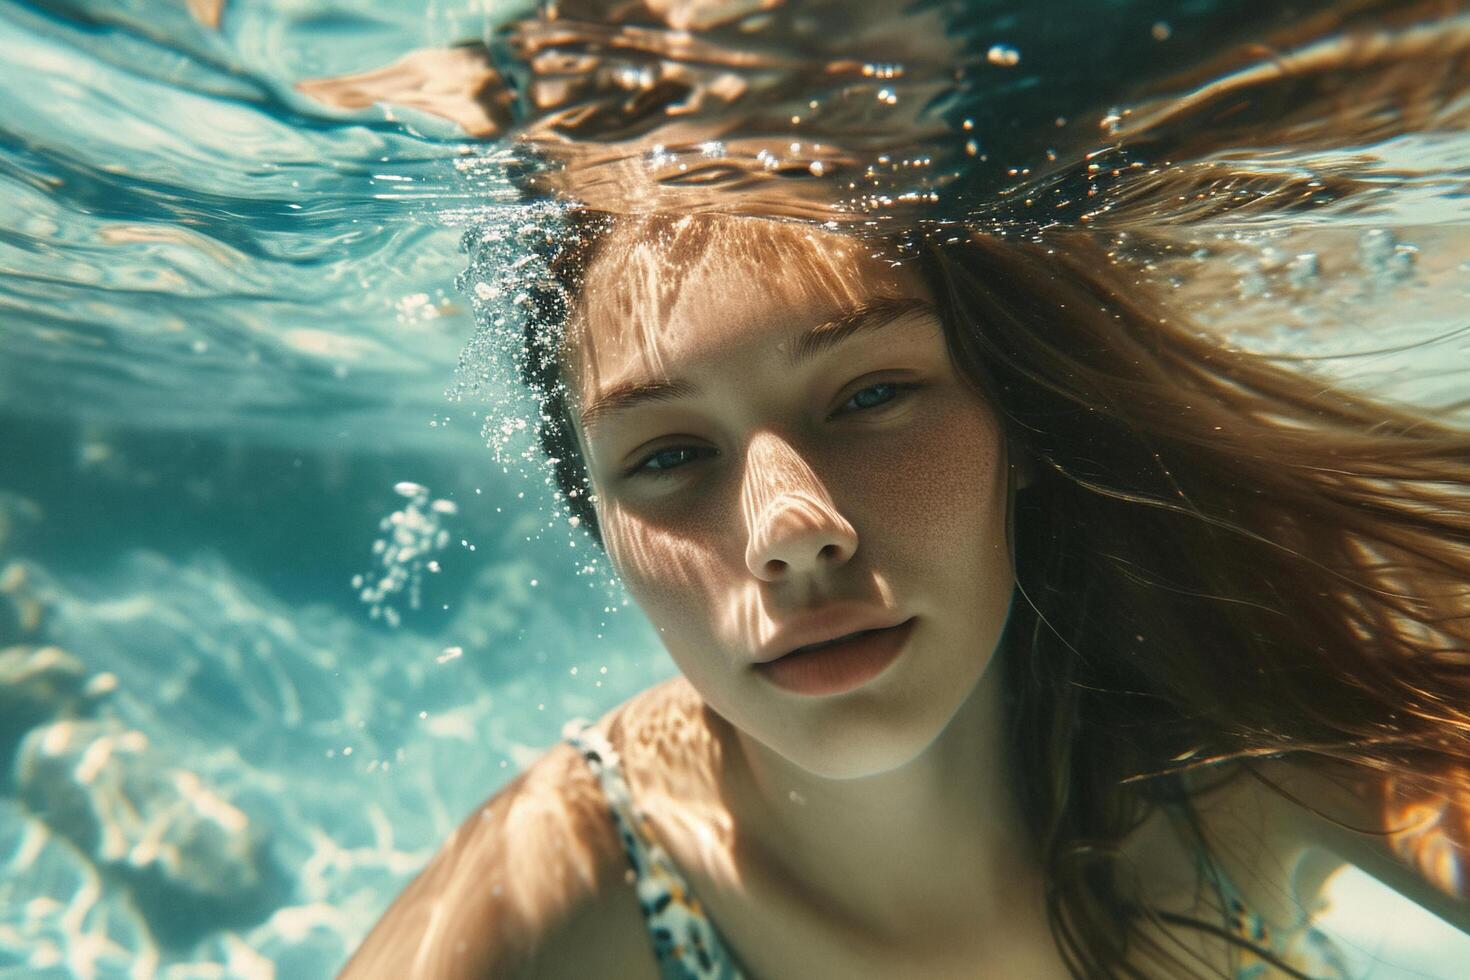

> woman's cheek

[
  {"left": 603, "top": 503, "right": 728, "bottom": 624},
  {"left": 856, "top": 404, "right": 1004, "bottom": 553}
]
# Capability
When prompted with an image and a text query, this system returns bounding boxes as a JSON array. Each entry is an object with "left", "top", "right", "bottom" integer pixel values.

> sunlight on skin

[
  {"left": 339, "top": 740, "right": 624, "bottom": 978},
  {"left": 600, "top": 496, "right": 710, "bottom": 598},
  {"left": 736, "top": 431, "right": 859, "bottom": 584},
  {"left": 569, "top": 217, "right": 882, "bottom": 406},
  {"left": 605, "top": 681, "right": 747, "bottom": 895}
]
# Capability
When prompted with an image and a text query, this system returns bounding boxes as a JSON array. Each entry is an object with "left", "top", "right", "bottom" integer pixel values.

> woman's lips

[{"left": 753, "top": 618, "right": 916, "bottom": 696}]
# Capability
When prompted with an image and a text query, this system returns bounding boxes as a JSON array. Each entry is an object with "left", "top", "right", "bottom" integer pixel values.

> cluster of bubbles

[
  {"left": 447, "top": 198, "right": 615, "bottom": 593},
  {"left": 450, "top": 201, "right": 572, "bottom": 467},
  {"left": 1357, "top": 228, "right": 1420, "bottom": 291},
  {"left": 352, "top": 481, "right": 457, "bottom": 628},
  {"left": 1225, "top": 227, "right": 1420, "bottom": 303}
]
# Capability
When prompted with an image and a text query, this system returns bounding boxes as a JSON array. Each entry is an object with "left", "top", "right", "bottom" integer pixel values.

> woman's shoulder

[
  {"left": 339, "top": 689, "right": 673, "bottom": 979},
  {"left": 1118, "top": 757, "right": 1367, "bottom": 977}
]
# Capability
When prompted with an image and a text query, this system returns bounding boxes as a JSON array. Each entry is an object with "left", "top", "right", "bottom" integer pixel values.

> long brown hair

[{"left": 918, "top": 229, "right": 1470, "bottom": 975}]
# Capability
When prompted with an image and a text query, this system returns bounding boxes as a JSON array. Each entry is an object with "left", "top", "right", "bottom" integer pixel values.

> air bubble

[
  {"left": 1286, "top": 253, "right": 1320, "bottom": 289},
  {"left": 1358, "top": 229, "right": 1419, "bottom": 289},
  {"left": 986, "top": 45, "right": 1020, "bottom": 67}
]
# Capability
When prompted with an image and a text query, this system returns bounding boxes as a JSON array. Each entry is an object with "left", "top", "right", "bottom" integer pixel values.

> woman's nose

[{"left": 742, "top": 433, "right": 858, "bottom": 583}]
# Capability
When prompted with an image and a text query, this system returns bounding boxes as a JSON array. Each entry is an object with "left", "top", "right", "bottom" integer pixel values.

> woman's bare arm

[
  {"left": 338, "top": 740, "right": 656, "bottom": 979},
  {"left": 1267, "top": 758, "right": 1470, "bottom": 935}
]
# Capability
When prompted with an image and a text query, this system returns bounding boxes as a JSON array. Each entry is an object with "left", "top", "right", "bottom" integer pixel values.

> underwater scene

[{"left": 1, "top": 0, "right": 1469, "bottom": 976}]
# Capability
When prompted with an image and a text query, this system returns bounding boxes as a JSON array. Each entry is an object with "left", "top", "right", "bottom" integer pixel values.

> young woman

[
  {"left": 330, "top": 5, "right": 1470, "bottom": 978},
  {"left": 339, "top": 206, "right": 1469, "bottom": 978}
]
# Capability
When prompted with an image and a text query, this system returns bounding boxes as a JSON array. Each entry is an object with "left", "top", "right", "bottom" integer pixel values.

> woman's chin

[{"left": 752, "top": 693, "right": 971, "bottom": 781}]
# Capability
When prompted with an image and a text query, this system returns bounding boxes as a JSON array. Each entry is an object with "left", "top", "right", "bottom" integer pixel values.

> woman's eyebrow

[
  {"left": 787, "top": 296, "right": 935, "bottom": 367},
  {"left": 578, "top": 296, "right": 937, "bottom": 434}
]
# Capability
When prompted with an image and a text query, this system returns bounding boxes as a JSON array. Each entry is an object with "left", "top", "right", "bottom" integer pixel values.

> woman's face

[{"left": 565, "top": 215, "right": 1017, "bottom": 779}]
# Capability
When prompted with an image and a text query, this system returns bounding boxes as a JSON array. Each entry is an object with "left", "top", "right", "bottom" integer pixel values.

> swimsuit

[{"left": 565, "top": 721, "right": 1351, "bottom": 979}]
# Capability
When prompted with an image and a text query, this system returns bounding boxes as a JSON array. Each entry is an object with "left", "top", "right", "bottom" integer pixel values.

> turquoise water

[{"left": 1, "top": 0, "right": 1468, "bottom": 976}]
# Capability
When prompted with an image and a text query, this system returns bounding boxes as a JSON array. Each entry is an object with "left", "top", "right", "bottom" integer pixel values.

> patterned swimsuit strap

[{"left": 564, "top": 719, "right": 748, "bottom": 980}]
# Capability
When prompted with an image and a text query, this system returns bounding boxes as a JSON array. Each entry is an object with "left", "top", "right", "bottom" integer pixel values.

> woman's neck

[{"left": 713, "top": 663, "right": 1054, "bottom": 949}]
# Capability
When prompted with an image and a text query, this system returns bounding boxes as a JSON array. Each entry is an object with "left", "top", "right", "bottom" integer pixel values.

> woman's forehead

[{"left": 566, "top": 215, "right": 921, "bottom": 380}]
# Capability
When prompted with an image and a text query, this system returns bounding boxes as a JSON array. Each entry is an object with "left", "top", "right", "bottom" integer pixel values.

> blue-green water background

[{"left": 0, "top": 0, "right": 1467, "bottom": 976}]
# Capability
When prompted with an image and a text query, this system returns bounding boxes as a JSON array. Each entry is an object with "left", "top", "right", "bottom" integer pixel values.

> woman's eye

[
  {"left": 628, "top": 445, "right": 714, "bottom": 478},
  {"left": 838, "top": 381, "right": 916, "bottom": 415}
]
